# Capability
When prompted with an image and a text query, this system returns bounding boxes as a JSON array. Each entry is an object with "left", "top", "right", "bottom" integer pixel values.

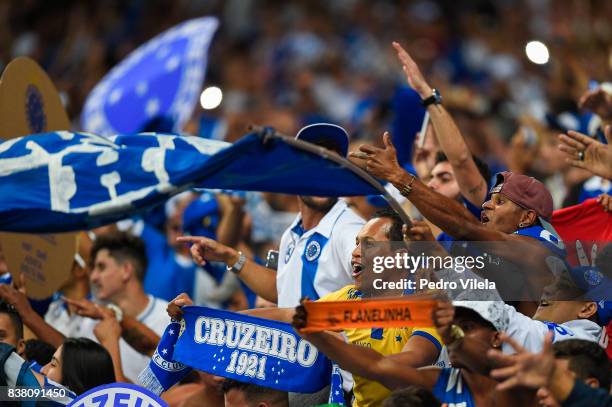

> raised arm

[
  {"left": 177, "top": 236, "right": 278, "bottom": 303},
  {"left": 94, "top": 312, "right": 130, "bottom": 382},
  {"left": 559, "top": 126, "right": 612, "bottom": 180},
  {"left": 393, "top": 42, "right": 488, "bottom": 206},
  {"left": 350, "top": 132, "right": 553, "bottom": 281},
  {"left": 0, "top": 284, "right": 65, "bottom": 348}
]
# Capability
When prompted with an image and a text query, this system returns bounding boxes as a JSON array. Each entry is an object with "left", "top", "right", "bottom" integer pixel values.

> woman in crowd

[{"left": 40, "top": 337, "right": 116, "bottom": 395}]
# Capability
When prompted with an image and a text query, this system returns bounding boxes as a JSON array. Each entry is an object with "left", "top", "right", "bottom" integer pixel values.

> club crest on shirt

[
  {"left": 584, "top": 268, "right": 603, "bottom": 286},
  {"left": 305, "top": 241, "right": 322, "bottom": 262}
]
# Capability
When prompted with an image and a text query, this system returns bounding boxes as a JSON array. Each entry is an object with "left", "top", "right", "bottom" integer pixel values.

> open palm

[{"left": 559, "top": 126, "right": 612, "bottom": 179}]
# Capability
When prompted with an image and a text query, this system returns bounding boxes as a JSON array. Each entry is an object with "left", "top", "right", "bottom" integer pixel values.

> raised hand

[
  {"left": 167, "top": 292, "right": 194, "bottom": 320},
  {"left": 392, "top": 41, "right": 433, "bottom": 98},
  {"left": 432, "top": 300, "right": 455, "bottom": 346},
  {"left": 579, "top": 88, "right": 612, "bottom": 120},
  {"left": 597, "top": 193, "right": 612, "bottom": 212},
  {"left": 0, "top": 283, "right": 32, "bottom": 317},
  {"left": 176, "top": 236, "right": 239, "bottom": 266},
  {"left": 402, "top": 221, "right": 436, "bottom": 241},
  {"left": 292, "top": 297, "right": 313, "bottom": 334},
  {"left": 558, "top": 126, "right": 612, "bottom": 179},
  {"left": 62, "top": 297, "right": 105, "bottom": 319},
  {"left": 350, "top": 132, "right": 406, "bottom": 184},
  {"left": 488, "top": 332, "right": 555, "bottom": 391},
  {"left": 94, "top": 313, "right": 122, "bottom": 344}
]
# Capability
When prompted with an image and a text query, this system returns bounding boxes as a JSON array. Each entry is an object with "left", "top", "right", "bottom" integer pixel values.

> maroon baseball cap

[{"left": 489, "top": 171, "right": 553, "bottom": 221}]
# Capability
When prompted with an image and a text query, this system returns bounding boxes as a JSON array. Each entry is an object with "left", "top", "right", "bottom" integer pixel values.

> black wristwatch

[{"left": 421, "top": 88, "right": 442, "bottom": 107}]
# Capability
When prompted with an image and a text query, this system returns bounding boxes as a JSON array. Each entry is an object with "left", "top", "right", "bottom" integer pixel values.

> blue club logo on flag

[{"left": 82, "top": 17, "right": 218, "bottom": 136}]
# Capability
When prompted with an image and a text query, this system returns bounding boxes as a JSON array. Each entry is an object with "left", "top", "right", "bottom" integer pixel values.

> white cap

[{"left": 453, "top": 300, "right": 509, "bottom": 332}]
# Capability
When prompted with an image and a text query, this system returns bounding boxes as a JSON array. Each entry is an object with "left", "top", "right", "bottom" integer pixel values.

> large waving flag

[
  {"left": 0, "top": 130, "right": 381, "bottom": 233},
  {"left": 81, "top": 17, "right": 218, "bottom": 136}
]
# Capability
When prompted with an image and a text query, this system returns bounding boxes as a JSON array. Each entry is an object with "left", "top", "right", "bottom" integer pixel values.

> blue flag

[
  {"left": 328, "top": 363, "right": 347, "bottom": 406},
  {"left": 81, "top": 17, "right": 218, "bottom": 136},
  {"left": 0, "top": 131, "right": 378, "bottom": 233},
  {"left": 173, "top": 306, "right": 332, "bottom": 393},
  {"left": 138, "top": 321, "right": 192, "bottom": 395}
]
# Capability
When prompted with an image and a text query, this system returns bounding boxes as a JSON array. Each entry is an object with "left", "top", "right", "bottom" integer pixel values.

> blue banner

[
  {"left": 328, "top": 363, "right": 347, "bottom": 406},
  {"left": 138, "top": 321, "right": 192, "bottom": 395},
  {"left": 81, "top": 17, "right": 218, "bottom": 136},
  {"left": 0, "top": 131, "right": 378, "bottom": 232},
  {"left": 174, "top": 306, "right": 332, "bottom": 393}
]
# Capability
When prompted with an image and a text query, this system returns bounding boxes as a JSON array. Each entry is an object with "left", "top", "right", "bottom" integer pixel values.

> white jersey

[
  {"left": 78, "top": 295, "right": 170, "bottom": 382},
  {"left": 276, "top": 200, "right": 364, "bottom": 307},
  {"left": 45, "top": 299, "right": 88, "bottom": 338},
  {"left": 503, "top": 304, "right": 607, "bottom": 354}
]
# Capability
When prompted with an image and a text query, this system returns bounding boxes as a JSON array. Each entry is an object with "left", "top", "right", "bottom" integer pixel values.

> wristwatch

[
  {"left": 421, "top": 88, "right": 442, "bottom": 107},
  {"left": 226, "top": 251, "right": 246, "bottom": 274},
  {"left": 106, "top": 303, "right": 123, "bottom": 322}
]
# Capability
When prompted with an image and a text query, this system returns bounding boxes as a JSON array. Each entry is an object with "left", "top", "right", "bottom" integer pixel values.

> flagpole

[{"left": 249, "top": 125, "right": 413, "bottom": 227}]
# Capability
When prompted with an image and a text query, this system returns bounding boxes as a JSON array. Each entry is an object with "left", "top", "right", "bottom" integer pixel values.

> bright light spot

[
  {"left": 525, "top": 41, "right": 549, "bottom": 65},
  {"left": 200, "top": 86, "right": 222, "bottom": 110}
]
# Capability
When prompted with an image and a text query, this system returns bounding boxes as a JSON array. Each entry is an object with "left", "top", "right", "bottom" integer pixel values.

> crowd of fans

[{"left": 0, "top": 0, "right": 611, "bottom": 406}]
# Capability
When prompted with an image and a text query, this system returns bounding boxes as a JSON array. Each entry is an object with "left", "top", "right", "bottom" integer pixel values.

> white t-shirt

[
  {"left": 276, "top": 200, "right": 365, "bottom": 307},
  {"left": 45, "top": 299, "right": 88, "bottom": 338},
  {"left": 47, "top": 295, "right": 170, "bottom": 382}
]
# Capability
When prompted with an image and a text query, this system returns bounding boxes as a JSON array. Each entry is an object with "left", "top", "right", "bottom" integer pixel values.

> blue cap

[
  {"left": 295, "top": 123, "right": 349, "bottom": 157},
  {"left": 182, "top": 192, "right": 220, "bottom": 239},
  {"left": 568, "top": 266, "right": 612, "bottom": 326}
]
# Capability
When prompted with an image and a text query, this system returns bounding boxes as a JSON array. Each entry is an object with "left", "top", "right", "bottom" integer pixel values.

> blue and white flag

[
  {"left": 81, "top": 17, "right": 218, "bottom": 136},
  {"left": 328, "top": 363, "right": 347, "bottom": 406},
  {"left": 173, "top": 306, "right": 332, "bottom": 393},
  {"left": 0, "top": 131, "right": 378, "bottom": 233},
  {"left": 138, "top": 320, "right": 192, "bottom": 395}
]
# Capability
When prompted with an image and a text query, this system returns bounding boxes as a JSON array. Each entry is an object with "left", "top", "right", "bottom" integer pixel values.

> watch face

[{"left": 432, "top": 89, "right": 442, "bottom": 102}]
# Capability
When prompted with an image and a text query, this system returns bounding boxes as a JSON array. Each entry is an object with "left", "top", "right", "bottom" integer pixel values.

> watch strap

[
  {"left": 421, "top": 88, "right": 442, "bottom": 107},
  {"left": 106, "top": 303, "right": 123, "bottom": 322},
  {"left": 227, "top": 251, "right": 246, "bottom": 274}
]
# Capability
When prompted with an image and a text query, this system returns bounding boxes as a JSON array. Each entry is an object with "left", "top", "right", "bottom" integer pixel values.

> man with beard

[{"left": 179, "top": 123, "right": 365, "bottom": 307}]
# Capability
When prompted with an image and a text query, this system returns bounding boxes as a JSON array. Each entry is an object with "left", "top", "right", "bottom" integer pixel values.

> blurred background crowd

[
  {"left": 2, "top": 0, "right": 611, "bottom": 207},
  {"left": 0, "top": 0, "right": 610, "bottom": 405},
  {"left": 1, "top": 0, "right": 611, "bottom": 347}
]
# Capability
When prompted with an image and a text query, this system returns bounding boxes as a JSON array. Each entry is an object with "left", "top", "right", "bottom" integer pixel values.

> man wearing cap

[
  {"left": 355, "top": 126, "right": 567, "bottom": 309},
  {"left": 351, "top": 48, "right": 570, "bottom": 314},
  {"left": 179, "top": 123, "right": 365, "bottom": 307}
]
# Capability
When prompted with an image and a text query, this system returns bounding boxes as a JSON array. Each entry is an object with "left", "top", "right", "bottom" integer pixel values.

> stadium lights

[
  {"left": 525, "top": 41, "right": 550, "bottom": 65},
  {"left": 200, "top": 86, "right": 223, "bottom": 110}
]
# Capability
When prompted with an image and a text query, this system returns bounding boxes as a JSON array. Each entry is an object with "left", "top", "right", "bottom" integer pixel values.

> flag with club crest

[
  {"left": 81, "top": 17, "right": 218, "bottom": 136},
  {"left": 327, "top": 363, "right": 347, "bottom": 406}
]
